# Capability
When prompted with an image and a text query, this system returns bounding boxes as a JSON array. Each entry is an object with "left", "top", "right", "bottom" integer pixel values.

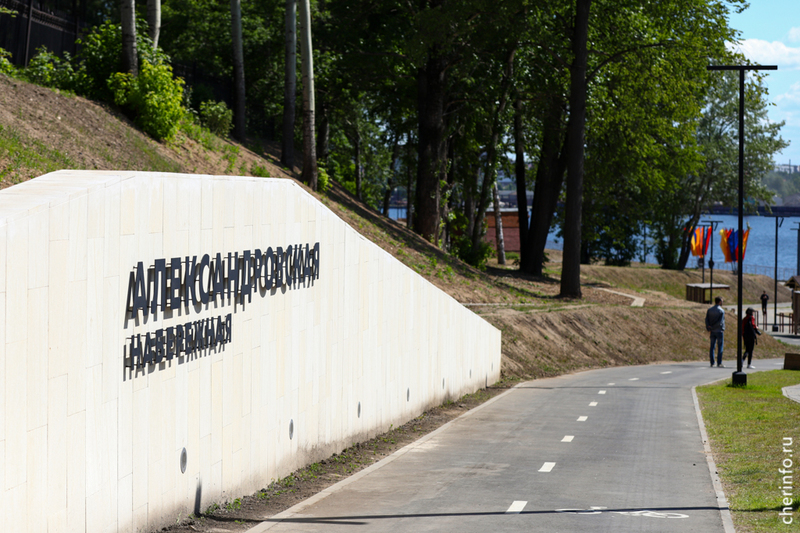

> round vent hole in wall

[
  {"left": 289, "top": 420, "right": 294, "bottom": 440},
  {"left": 180, "top": 448, "right": 187, "bottom": 474}
]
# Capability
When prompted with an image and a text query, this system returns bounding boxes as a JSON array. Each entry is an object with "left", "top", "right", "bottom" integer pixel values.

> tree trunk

[
  {"left": 492, "top": 182, "right": 506, "bottom": 265},
  {"left": 298, "top": 0, "right": 317, "bottom": 189},
  {"left": 464, "top": 162, "right": 479, "bottom": 240},
  {"left": 560, "top": 0, "right": 591, "bottom": 299},
  {"left": 316, "top": 99, "right": 329, "bottom": 168},
  {"left": 230, "top": 0, "right": 246, "bottom": 140},
  {"left": 147, "top": 0, "right": 160, "bottom": 49},
  {"left": 470, "top": 47, "right": 516, "bottom": 254},
  {"left": 280, "top": 0, "right": 296, "bottom": 169},
  {"left": 406, "top": 139, "right": 414, "bottom": 229},
  {"left": 120, "top": 0, "right": 137, "bottom": 75},
  {"left": 383, "top": 137, "right": 400, "bottom": 218},
  {"left": 513, "top": 97, "right": 528, "bottom": 265},
  {"left": 414, "top": 49, "right": 447, "bottom": 242},
  {"left": 521, "top": 97, "right": 567, "bottom": 276},
  {"left": 354, "top": 131, "right": 362, "bottom": 200}
]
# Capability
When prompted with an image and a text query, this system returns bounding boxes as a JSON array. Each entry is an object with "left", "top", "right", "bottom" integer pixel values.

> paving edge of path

[
  {"left": 782, "top": 384, "right": 800, "bottom": 403},
  {"left": 244, "top": 383, "right": 524, "bottom": 533},
  {"left": 692, "top": 383, "right": 736, "bottom": 533},
  {"left": 596, "top": 288, "right": 645, "bottom": 307}
]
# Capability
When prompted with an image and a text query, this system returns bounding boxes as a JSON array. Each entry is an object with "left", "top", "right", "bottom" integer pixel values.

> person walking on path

[
  {"left": 760, "top": 290, "right": 769, "bottom": 323},
  {"left": 705, "top": 296, "right": 726, "bottom": 367},
  {"left": 742, "top": 307, "right": 762, "bottom": 369}
]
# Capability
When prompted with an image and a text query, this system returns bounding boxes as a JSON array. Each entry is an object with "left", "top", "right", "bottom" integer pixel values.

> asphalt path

[{"left": 251, "top": 359, "right": 786, "bottom": 533}]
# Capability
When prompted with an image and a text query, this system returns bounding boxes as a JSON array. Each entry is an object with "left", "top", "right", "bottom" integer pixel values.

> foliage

[
  {"left": 0, "top": 47, "right": 14, "bottom": 75},
  {"left": 109, "top": 60, "right": 186, "bottom": 140},
  {"left": 74, "top": 20, "right": 169, "bottom": 101},
  {"left": 449, "top": 212, "right": 493, "bottom": 270},
  {"left": 317, "top": 167, "right": 329, "bottom": 192},
  {"left": 199, "top": 100, "right": 233, "bottom": 137},
  {"left": 24, "top": 48, "right": 81, "bottom": 90},
  {"left": 763, "top": 170, "right": 800, "bottom": 198}
]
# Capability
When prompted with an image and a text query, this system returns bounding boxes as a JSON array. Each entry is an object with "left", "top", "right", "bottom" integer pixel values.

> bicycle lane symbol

[{"left": 555, "top": 507, "right": 689, "bottom": 519}]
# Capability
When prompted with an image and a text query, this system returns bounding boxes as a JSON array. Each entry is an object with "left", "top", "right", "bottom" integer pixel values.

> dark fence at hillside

[{"left": 0, "top": 0, "right": 81, "bottom": 65}]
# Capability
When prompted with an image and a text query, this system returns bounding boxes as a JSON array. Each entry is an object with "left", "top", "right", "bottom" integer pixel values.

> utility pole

[
  {"left": 773, "top": 216, "right": 784, "bottom": 331},
  {"left": 707, "top": 63, "right": 778, "bottom": 387}
]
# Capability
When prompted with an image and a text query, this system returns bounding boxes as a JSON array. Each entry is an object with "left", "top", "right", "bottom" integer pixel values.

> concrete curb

[
  {"left": 782, "top": 384, "right": 800, "bottom": 404},
  {"left": 692, "top": 382, "right": 736, "bottom": 533},
  {"left": 244, "top": 383, "right": 524, "bottom": 533}
]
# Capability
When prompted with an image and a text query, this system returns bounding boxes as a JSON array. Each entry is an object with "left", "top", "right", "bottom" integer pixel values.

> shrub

[
  {"left": 25, "top": 47, "right": 81, "bottom": 90},
  {"left": 109, "top": 60, "right": 185, "bottom": 140},
  {"left": 0, "top": 47, "right": 14, "bottom": 76},
  {"left": 199, "top": 100, "right": 233, "bottom": 137},
  {"left": 317, "top": 167, "right": 330, "bottom": 192},
  {"left": 75, "top": 19, "right": 166, "bottom": 102}
]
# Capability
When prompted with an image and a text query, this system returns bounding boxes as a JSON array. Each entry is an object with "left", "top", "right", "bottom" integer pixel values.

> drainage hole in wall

[
  {"left": 289, "top": 420, "right": 294, "bottom": 440},
  {"left": 442, "top": 378, "right": 445, "bottom": 389},
  {"left": 358, "top": 401, "right": 361, "bottom": 418},
  {"left": 180, "top": 448, "right": 187, "bottom": 474},
  {"left": 407, "top": 388, "right": 410, "bottom": 402}
]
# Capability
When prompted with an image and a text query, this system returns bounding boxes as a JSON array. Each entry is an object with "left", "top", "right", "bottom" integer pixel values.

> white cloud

[
  {"left": 727, "top": 39, "right": 800, "bottom": 70},
  {"left": 789, "top": 27, "right": 800, "bottom": 43}
]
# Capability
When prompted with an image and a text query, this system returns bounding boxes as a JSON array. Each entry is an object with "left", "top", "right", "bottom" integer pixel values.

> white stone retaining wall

[{"left": 0, "top": 170, "right": 501, "bottom": 533}]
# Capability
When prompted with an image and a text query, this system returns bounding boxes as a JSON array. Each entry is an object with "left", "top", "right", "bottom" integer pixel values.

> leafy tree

[{"left": 669, "top": 62, "right": 787, "bottom": 270}]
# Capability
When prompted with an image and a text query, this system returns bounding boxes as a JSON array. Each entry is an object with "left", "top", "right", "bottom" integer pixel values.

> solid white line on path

[
  {"left": 539, "top": 462, "right": 556, "bottom": 472},
  {"left": 608, "top": 383, "right": 615, "bottom": 386},
  {"left": 629, "top": 378, "right": 639, "bottom": 381},
  {"left": 577, "top": 416, "right": 588, "bottom": 422},
  {"left": 589, "top": 401, "right": 598, "bottom": 406},
  {"left": 506, "top": 501, "right": 528, "bottom": 514},
  {"left": 598, "top": 390, "right": 606, "bottom": 395},
  {"left": 661, "top": 371, "right": 672, "bottom": 374},
  {"left": 562, "top": 435, "right": 574, "bottom": 442}
]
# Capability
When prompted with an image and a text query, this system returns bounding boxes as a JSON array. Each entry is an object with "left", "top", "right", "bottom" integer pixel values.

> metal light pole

[
  {"left": 774, "top": 216, "right": 784, "bottom": 331},
  {"left": 697, "top": 223, "right": 711, "bottom": 283},
  {"left": 708, "top": 220, "right": 722, "bottom": 303},
  {"left": 707, "top": 63, "right": 778, "bottom": 387}
]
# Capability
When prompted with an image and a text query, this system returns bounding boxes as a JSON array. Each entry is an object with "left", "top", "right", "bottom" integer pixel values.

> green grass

[
  {"left": 0, "top": 124, "right": 75, "bottom": 183},
  {"left": 697, "top": 370, "right": 800, "bottom": 532}
]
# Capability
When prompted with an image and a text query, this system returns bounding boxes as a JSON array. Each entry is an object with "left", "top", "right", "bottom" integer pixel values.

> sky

[{"left": 728, "top": 1, "right": 800, "bottom": 167}]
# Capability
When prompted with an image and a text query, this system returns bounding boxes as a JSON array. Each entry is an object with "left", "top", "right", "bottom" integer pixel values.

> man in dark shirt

[
  {"left": 705, "top": 296, "right": 725, "bottom": 367},
  {"left": 760, "top": 290, "right": 769, "bottom": 321}
]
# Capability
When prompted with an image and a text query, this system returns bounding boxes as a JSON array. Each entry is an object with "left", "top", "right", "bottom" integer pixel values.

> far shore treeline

[{"left": 0, "top": 0, "right": 789, "bottom": 298}]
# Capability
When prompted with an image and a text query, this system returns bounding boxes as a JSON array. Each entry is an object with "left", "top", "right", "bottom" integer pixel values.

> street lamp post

[
  {"left": 707, "top": 63, "right": 778, "bottom": 387},
  {"left": 774, "top": 216, "right": 784, "bottom": 332},
  {"left": 707, "top": 220, "right": 722, "bottom": 303}
]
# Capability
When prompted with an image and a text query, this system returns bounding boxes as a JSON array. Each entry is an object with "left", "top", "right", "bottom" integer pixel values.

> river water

[{"left": 547, "top": 214, "right": 800, "bottom": 280}]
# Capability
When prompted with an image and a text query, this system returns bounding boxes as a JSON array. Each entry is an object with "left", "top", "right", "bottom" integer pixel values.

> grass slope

[{"left": 698, "top": 371, "right": 800, "bottom": 532}]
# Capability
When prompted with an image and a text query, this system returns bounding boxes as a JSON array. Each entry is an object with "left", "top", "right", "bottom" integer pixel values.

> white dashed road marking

[
  {"left": 562, "top": 435, "right": 574, "bottom": 442},
  {"left": 577, "top": 416, "right": 588, "bottom": 422},
  {"left": 608, "top": 383, "right": 615, "bottom": 386},
  {"left": 629, "top": 378, "right": 639, "bottom": 381},
  {"left": 589, "top": 401, "right": 598, "bottom": 406},
  {"left": 506, "top": 501, "right": 528, "bottom": 513},
  {"left": 539, "top": 462, "right": 556, "bottom": 472},
  {"left": 598, "top": 391, "right": 606, "bottom": 395},
  {"left": 661, "top": 371, "right": 672, "bottom": 374}
]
